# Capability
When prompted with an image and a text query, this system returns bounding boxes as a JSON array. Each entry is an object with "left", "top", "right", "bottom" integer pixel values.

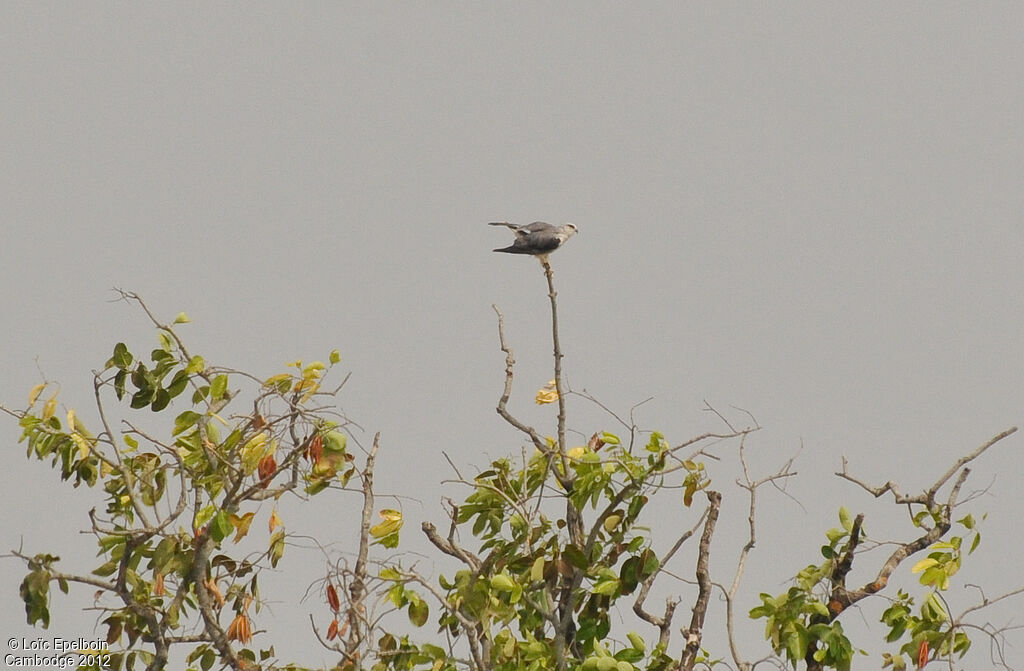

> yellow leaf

[
  {"left": 535, "top": 379, "right": 559, "bottom": 404},
  {"left": 298, "top": 381, "right": 321, "bottom": 404},
  {"left": 263, "top": 373, "right": 292, "bottom": 388},
  {"left": 241, "top": 431, "right": 268, "bottom": 451},
  {"left": 230, "top": 512, "right": 256, "bottom": 543},
  {"left": 268, "top": 507, "right": 282, "bottom": 533},
  {"left": 72, "top": 433, "right": 91, "bottom": 459},
  {"left": 292, "top": 377, "right": 318, "bottom": 394},
  {"left": 28, "top": 383, "right": 46, "bottom": 407},
  {"left": 239, "top": 432, "right": 271, "bottom": 475},
  {"left": 566, "top": 446, "right": 587, "bottom": 460},
  {"left": 370, "top": 509, "right": 404, "bottom": 538},
  {"left": 911, "top": 558, "right": 939, "bottom": 574},
  {"left": 301, "top": 361, "right": 326, "bottom": 377},
  {"left": 67, "top": 408, "right": 77, "bottom": 433},
  {"left": 370, "top": 520, "right": 403, "bottom": 539},
  {"left": 42, "top": 394, "right": 58, "bottom": 421},
  {"left": 531, "top": 556, "right": 546, "bottom": 582}
]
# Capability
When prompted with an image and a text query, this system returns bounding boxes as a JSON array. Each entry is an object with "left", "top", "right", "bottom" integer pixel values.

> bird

[{"left": 489, "top": 222, "right": 578, "bottom": 263}]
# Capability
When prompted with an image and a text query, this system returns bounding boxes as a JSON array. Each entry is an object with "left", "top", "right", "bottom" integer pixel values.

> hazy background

[{"left": 3, "top": 3, "right": 1023, "bottom": 667}]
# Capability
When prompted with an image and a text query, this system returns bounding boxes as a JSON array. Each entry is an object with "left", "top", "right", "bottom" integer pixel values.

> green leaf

[
  {"left": 808, "top": 601, "right": 830, "bottom": 617},
  {"left": 825, "top": 527, "right": 846, "bottom": 543},
  {"left": 172, "top": 411, "right": 201, "bottom": 436},
  {"left": 130, "top": 387, "right": 155, "bottom": 409},
  {"left": 645, "top": 431, "right": 665, "bottom": 452},
  {"left": 626, "top": 631, "right": 645, "bottom": 651},
  {"left": 490, "top": 573, "right": 515, "bottom": 592},
  {"left": 151, "top": 388, "right": 171, "bottom": 412},
  {"left": 112, "top": 343, "right": 133, "bottom": 369},
  {"left": 93, "top": 561, "right": 119, "bottom": 577},
  {"left": 563, "top": 544, "right": 588, "bottom": 569},
  {"left": 268, "top": 530, "right": 286, "bottom": 568},
  {"left": 839, "top": 506, "right": 852, "bottom": 531},
  {"left": 192, "top": 385, "right": 209, "bottom": 403},
  {"left": 323, "top": 431, "right": 347, "bottom": 453},
  {"left": 305, "top": 478, "right": 330, "bottom": 495},
  {"left": 210, "top": 374, "right": 228, "bottom": 401},
  {"left": 185, "top": 355, "right": 205, "bottom": 375},
  {"left": 407, "top": 594, "right": 429, "bottom": 627},
  {"left": 166, "top": 370, "right": 189, "bottom": 399},
  {"left": 329, "top": 349, "right": 341, "bottom": 365},
  {"left": 20, "top": 570, "right": 51, "bottom": 627},
  {"left": 210, "top": 511, "right": 232, "bottom": 542},
  {"left": 379, "top": 567, "right": 402, "bottom": 581},
  {"left": 114, "top": 369, "right": 128, "bottom": 400},
  {"left": 592, "top": 577, "right": 620, "bottom": 596},
  {"left": 173, "top": 312, "right": 191, "bottom": 324},
  {"left": 639, "top": 548, "right": 660, "bottom": 577},
  {"left": 194, "top": 504, "right": 216, "bottom": 530}
]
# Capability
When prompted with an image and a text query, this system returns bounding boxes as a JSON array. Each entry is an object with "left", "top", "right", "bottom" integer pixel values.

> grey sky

[{"left": 3, "top": 3, "right": 1023, "bottom": 667}]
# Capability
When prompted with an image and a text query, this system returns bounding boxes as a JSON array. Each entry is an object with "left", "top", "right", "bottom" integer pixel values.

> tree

[{"left": 4, "top": 281, "right": 1022, "bottom": 671}]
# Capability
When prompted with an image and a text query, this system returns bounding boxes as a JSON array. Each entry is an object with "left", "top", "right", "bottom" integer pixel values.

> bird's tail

[
  {"left": 493, "top": 245, "right": 529, "bottom": 254},
  {"left": 488, "top": 222, "right": 518, "bottom": 230}
]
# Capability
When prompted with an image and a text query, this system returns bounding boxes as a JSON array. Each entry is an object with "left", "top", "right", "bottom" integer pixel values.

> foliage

[
  {"left": 11, "top": 294, "right": 358, "bottom": 671},
  {"left": 4, "top": 290, "right": 1021, "bottom": 671}
]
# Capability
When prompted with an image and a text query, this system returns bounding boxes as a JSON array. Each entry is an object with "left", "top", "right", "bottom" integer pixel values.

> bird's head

[{"left": 562, "top": 223, "right": 578, "bottom": 238}]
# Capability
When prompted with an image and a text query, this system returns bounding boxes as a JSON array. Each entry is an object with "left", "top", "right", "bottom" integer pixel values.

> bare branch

[
  {"left": 836, "top": 427, "right": 1017, "bottom": 505},
  {"left": 680, "top": 490, "right": 722, "bottom": 670},
  {"left": 491, "top": 305, "right": 547, "bottom": 453},
  {"left": 720, "top": 437, "right": 797, "bottom": 671},
  {"left": 344, "top": 432, "right": 380, "bottom": 658},
  {"left": 633, "top": 509, "right": 707, "bottom": 649}
]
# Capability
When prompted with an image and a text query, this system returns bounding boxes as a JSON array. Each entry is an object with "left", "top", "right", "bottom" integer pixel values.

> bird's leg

[{"left": 539, "top": 256, "right": 553, "bottom": 277}]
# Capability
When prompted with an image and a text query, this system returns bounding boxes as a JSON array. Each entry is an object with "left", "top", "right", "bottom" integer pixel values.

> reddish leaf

[
  {"left": 258, "top": 454, "right": 277, "bottom": 487},
  {"left": 917, "top": 640, "right": 929, "bottom": 668},
  {"left": 227, "top": 613, "right": 252, "bottom": 644},
  {"left": 327, "top": 583, "right": 340, "bottom": 612},
  {"left": 327, "top": 618, "right": 339, "bottom": 641},
  {"left": 306, "top": 434, "right": 323, "bottom": 463},
  {"left": 105, "top": 619, "right": 122, "bottom": 645}
]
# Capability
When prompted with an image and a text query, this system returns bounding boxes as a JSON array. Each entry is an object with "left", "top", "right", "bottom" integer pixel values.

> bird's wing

[
  {"left": 514, "top": 225, "right": 563, "bottom": 253},
  {"left": 488, "top": 222, "right": 520, "bottom": 231},
  {"left": 520, "top": 222, "right": 555, "bottom": 234}
]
